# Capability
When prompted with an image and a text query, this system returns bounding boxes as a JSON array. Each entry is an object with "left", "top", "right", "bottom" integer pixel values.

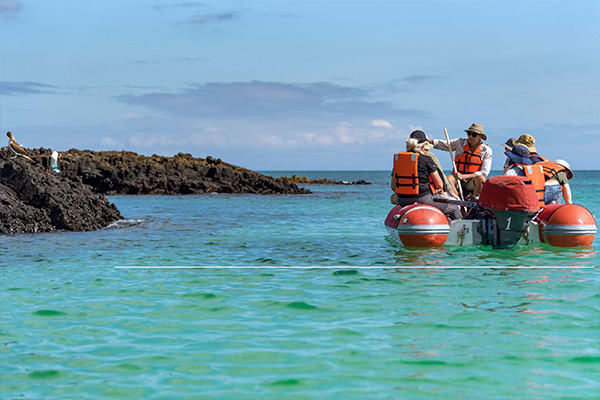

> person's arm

[
  {"left": 430, "top": 170, "right": 443, "bottom": 193},
  {"left": 390, "top": 171, "right": 396, "bottom": 191},
  {"left": 503, "top": 159, "right": 510, "bottom": 174},
  {"left": 475, "top": 145, "right": 492, "bottom": 177},
  {"left": 561, "top": 183, "right": 572, "bottom": 204},
  {"left": 431, "top": 137, "right": 462, "bottom": 152}
]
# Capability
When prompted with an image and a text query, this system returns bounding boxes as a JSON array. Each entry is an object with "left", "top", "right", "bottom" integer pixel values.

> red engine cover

[{"left": 478, "top": 176, "right": 539, "bottom": 212}]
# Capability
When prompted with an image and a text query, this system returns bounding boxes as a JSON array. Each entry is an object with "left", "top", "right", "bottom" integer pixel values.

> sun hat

[
  {"left": 515, "top": 134, "right": 536, "bottom": 153},
  {"left": 555, "top": 159, "right": 574, "bottom": 179},
  {"left": 505, "top": 144, "right": 532, "bottom": 165},
  {"left": 502, "top": 137, "right": 516, "bottom": 151},
  {"left": 409, "top": 130, "right": 428, "bottom": 144},
  {"left": 464, "top": 123, "right": 487, "bottom": 141}
]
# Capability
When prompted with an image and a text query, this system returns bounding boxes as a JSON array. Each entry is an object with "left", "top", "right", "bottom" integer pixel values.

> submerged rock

[
  {"left": 28, "top": 149, "right": 310, "bottom": 195},
  {"left": 0, "top": 148, "right": 122, "bottom": 234}
]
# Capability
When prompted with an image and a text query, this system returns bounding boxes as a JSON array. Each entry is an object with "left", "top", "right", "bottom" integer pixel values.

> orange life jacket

[
  {"left": 393, "top": 152, "right": 437, "bottom": 196},
  {"left": 455, "top": 142, "right": 483, "bottom": 173},
  {"left": 540, "top": 160, "right": 569, "bottom": 181},
  {"left": 519, "top": 164, "right": 545, "bottom": 207},
  {"left": 529, "top": 153, "right": 569, "bottom": 181}
]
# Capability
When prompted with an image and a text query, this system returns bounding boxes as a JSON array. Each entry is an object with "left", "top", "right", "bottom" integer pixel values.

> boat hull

[{"left": 385, "top": 204, "right": 596, "bottom": 248}]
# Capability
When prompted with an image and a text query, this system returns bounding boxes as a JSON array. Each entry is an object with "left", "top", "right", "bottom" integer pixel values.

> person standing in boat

[
  {"left": 390, "top": 138, "right": 462, "bottom": 220},
  {"left": 428, "top": 123, "right": 492, "bottom": 200},
  {"left": 513, "top": 134, "right": 574, "bottom": 205}
]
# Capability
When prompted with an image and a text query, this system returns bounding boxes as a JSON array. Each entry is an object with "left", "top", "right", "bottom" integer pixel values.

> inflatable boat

[{"left": 385, "top": 176, "right": 597, "bottom": 249}]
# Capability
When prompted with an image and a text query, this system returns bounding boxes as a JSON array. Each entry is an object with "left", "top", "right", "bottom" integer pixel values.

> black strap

[{"left": 395, "top": 174, "right": 418, "bottom": 189}]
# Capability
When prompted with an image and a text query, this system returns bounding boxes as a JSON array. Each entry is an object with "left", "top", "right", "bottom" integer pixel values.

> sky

[{"left": 0, "top": 0, "right": 598, "bottom": 170}]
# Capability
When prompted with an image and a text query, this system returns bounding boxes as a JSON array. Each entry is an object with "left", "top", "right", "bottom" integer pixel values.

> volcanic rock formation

[
  {"left": 28, "top": 149, "right": 310, "bottom": 195},
  {"left": 0, "top": 148, "right": 122, "bottom": 234}
]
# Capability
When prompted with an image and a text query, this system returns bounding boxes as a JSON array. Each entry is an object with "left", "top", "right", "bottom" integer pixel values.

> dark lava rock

[
  {"left": 28, "top": 149, "right": 310, "bottom": 195},
  {"left": 0, "top": 148, "right": 122, "bottom": 234}
]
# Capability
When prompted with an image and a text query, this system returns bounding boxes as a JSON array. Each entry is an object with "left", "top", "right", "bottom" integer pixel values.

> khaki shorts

[{"left": 459, "top": 177, "right": 477, "bottom": 194}]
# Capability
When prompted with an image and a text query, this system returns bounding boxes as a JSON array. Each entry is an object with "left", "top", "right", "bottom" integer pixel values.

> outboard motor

[{"left": 477, "top": 176, "right": 540, "bottom": 248}]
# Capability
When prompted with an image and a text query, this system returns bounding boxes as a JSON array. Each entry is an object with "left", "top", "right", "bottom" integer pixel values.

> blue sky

[{"left": 1, "top": 0, "right": 598, "bottom": 170}]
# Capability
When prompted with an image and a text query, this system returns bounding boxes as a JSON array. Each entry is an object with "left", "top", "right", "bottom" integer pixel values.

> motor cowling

[
  {"left": 385, "top": 204, "right": 449, "bottom": 247},
  {"left": 478, "top": 176, "right": 540, "bottom": 248},
  {"left": 535, "top": 204, "right": 597, "bottom": 247}
]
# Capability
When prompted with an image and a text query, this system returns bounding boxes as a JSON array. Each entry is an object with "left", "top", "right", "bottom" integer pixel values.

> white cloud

[
  {"left": 258, "top": 135, "right": 299, "bottom": 147},
  {"left": 128, "top": 134, "right": 183, "bottom": 147},
  {"left": 99, "top": 137, "right": 117, "bottom": 147},
  {"left": 317, "top": 136, "right": 335, "bottom": 146},
  {"left": 259, "top": 135, "right": 284, "bottom": 146},
  {"left": 371, "top": 119, "right": 393, "bottom": 129},
  {"left": 304, "top": 132, "right": 317, "bottom": 142},
  {"left": 334, "top": 124, "right": 359, "bottom": 144}
]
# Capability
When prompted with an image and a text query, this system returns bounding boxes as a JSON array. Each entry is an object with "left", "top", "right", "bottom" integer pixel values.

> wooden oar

[{"left": 444, "top": 128, "right": 464, "bottom": 201}]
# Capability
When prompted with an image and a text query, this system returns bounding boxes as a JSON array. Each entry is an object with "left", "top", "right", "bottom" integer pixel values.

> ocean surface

[{"left": 1, "top": 170, "right": 599, "bottom": 399}]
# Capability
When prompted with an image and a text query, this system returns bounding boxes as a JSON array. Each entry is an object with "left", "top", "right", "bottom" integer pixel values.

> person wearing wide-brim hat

[
  {"left": 513, "top": 133, "right": 574, "bottom": 204},
  {"left": 504, "top": 144, "right": 532, "bottom": 172},
  {"left": 514, "top": 133, "right": 545, "bottom": 163},
  {"left": 545, "top": 159, "right": 574, "bottom": 205},
  {"left": 429, "top": 123, "right": 492, "bottom": 199}
]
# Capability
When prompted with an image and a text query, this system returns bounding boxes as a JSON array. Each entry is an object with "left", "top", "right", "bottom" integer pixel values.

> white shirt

[
  {"left": 504, "top": 165, "right": 525, "bottom": 176},
  {"left": 432, "top": 138, "right": 492, "bottom": 177}
]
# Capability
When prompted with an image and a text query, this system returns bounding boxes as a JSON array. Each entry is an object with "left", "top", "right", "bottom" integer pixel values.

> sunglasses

[{"left": 467, "top": 132, "right": 480, "bottom": 137}]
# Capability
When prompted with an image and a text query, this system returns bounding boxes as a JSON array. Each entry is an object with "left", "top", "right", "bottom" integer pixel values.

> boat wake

[{"left": 105, "top": 218, "right": 146, "bottom": 229}]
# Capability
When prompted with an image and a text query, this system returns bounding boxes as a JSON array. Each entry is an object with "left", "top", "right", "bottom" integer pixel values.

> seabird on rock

[
  {"left": 6, "top": 131, "right": 33, "bottom": 161},
  {"left": 50, "top": 150, "right": 61, "bottom": 173}
]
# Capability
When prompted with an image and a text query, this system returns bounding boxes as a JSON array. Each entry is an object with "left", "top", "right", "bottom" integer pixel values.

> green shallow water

[{"left": 1, "top": 171, "right": 599, "bottom": 398}]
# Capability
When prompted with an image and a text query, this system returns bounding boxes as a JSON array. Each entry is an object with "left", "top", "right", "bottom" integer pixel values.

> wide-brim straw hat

[
  {"left": 465, "top": 123, "right": 487, "bottom": 141},
  {"left": 555, "top": 159, "right": 574, "bottom": 180},
  {"left": 515, "top": 134, "right": 537, "bottom": 153}
]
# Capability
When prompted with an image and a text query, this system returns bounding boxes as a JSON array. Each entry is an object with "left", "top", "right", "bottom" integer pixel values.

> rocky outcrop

[
  {"left": 0, "top": 148, "right": 122, "bottom": 234},
  {"left": 279, "top": 174, "right": 371, "bottom": 185},
  {"left": 28, "top": 149, "right": 310, "bottom": 195}
]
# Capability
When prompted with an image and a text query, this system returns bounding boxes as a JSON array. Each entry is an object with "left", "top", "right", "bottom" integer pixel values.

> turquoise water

[{"left": 1, "top": 171, "right": 599, "bottom": 398}]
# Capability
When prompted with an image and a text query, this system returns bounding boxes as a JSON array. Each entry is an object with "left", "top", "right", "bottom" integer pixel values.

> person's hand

[{"left": 454, "top": 172, "right": 466, "bottom": 180}]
